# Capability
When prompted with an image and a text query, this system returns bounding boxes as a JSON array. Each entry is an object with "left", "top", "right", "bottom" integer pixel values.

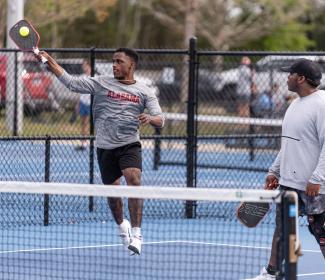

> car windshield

[
  {"left": 256, "top": 56, "right": 325, "bottom": 72},
  {"left": 23, "top": 61, "right": 44, "bottom": 73},
  {"left": 59, "top": 63, "right": 83, "bottom": 75}
]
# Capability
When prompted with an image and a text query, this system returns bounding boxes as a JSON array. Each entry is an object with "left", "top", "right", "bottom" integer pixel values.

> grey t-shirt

[{"left": 59, "top": 71, "right": 164, "bottom": 149}]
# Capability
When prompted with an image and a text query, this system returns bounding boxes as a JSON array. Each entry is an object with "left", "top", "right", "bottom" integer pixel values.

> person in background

[
  {"left": 253, "top": 83, "right": 278, "bottom": 119},
  {"left": 236, "top": 56, "right": 254, "bottom": 118},
  {"left": 75, "top": 60, "right": 91, "bottom": 150}
]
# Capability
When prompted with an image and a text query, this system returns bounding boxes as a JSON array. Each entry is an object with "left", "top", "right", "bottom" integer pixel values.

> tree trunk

[
  {"left": 51, "top": 2, "right": 60, "bottom": 48},
  {"left": 184, "top": 0, "right": 197, "bottom": 47},
  {"left": 180, "top": 0, "right": 198, "bottom": 110},
  {"left": 127, "top": 4, "right": 142, "bottom": 47},
  {"left": 0, "top": 0, "right": 7, "bottom": 48},
  {"left": 116, "top": 0, "right": 128, "bottom": 46}
]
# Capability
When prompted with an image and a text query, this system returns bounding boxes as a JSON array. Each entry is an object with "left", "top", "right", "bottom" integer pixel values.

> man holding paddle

[
  {"left": 249, "top": 58, "right": 325, "bottom": 279},
  {"left": 35, "top": 48, "right": 164, "bottom": 256}
]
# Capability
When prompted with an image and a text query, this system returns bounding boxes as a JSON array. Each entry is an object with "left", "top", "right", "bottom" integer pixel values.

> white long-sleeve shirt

[{"left": 269, "top": 90, "right": 325, "bottom": 194}]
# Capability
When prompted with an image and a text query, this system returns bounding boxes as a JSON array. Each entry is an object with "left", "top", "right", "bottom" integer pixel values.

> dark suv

[{"left": 156, "top": 67, "right": 236, "bottom": 109}]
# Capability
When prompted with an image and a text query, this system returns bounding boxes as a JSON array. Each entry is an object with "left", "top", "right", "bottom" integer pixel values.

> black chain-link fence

[{"left": 1, "top": 40, "right": 325, "bottom": 195}]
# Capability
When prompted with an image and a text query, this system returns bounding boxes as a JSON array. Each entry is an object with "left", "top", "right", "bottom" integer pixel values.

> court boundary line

[
  {"left": 297, "top": 272, "right": 325, "bottom": 277},
  {"left": 1, "top": 240, "right": 322, "bottom": 278},
  {"left": 300, "top": 248, "right": 323, "bottom": 253},
  {"left": 0, "top": 239, "right": 320, "bottom": 254},
  {"left": 0, "top": 240, "right": 271, "bottom": 255}
]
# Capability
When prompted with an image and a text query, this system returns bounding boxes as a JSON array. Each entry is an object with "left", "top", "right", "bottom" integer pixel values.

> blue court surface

[
  {"left": 0, "top": 220, "right": 323, "bottom": 280},
  {"left": 0, "top": 140, "right": 324, "bottom": 279}
]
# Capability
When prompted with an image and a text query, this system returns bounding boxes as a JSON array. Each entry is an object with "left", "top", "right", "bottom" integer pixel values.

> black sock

[{"left": 266, "top": 265, "right": 277, "bottom": 275}]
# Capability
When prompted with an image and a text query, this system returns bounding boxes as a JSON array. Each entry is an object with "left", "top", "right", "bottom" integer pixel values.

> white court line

[
  {"left": 0, "top": 243, "right": 123, "bottom": 254},
  {"left": 242, "top": 274, "right": 325, "bottom": 280},
  {"left": 244, "top": 271, "right": 325, "bottom": 280},
  {"left": 0, "top": 240, "right": 270, "bottom": 255},
  {"left": 298, "top": 272, "right": 325, "bottom": 277},
  {"left": 2, "top": 240, "right": 322, "bottom": 279},
  {"left": 301, "top": 248, "right": 323, "bottom": 253},
  {"left": 0, "top": 240, "right": 320, "bottom": 255}
]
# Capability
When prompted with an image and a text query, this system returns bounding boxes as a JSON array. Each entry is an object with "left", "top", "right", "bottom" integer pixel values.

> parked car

[
  {"left": 218, "top": 55, "right": 325, "bottom": 100},
  {"left": 156, "top": 67, "right": 229, "bottom": 105},
  {"left": 0, "top": 55, "right": 6, "bottom": 109},
  {"left": 50, "top": 58, "right": 84, "bottom": 110},
  {"left": 0, "top": 54, "right": 54, "bottom": 115},
  {"left": 21, "top": 60, "right": 54, "bottom": 114},
  {"left": 156, "top": 56, "right": 325, "bottom": 112}
]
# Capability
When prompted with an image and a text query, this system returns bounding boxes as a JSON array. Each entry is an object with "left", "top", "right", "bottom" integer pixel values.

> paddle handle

[{"left": 33, "top": 47, "right": 48, "bottom": 64}]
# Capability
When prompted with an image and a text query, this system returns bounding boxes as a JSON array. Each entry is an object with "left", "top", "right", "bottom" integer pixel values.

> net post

[
  {"left": 13, "top": 51, "right": 18, "bottom": 136},
  {"left": 44, "top": 135, "right": 51, "bottom": 226},
  {"left": 186, "top": 37, "right": 198, "bottom": 219},
  {"left": 153, "top": 127, "right": 161, "bottom": 170},
  {"left": 88, "top": 137, "right": 95, "bottom": 212},
  {"left": 283, "top": 191, "right": 298, "bottom": 280},
  {"left": 248, "top": 93, "right": 256, "bottom": 161}
]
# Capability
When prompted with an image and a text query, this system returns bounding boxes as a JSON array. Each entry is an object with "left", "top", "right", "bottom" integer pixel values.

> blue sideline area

[
  {"left": 0, "top": 221, "right": 323, "bottom": 279},
  {"left": 0, "top": 141, "right": 323, "bottom": 279}
]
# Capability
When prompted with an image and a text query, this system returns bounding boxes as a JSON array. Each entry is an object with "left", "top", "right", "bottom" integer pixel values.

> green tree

[
  {"left": 243, "top": 21, "right": 315, "bottom": 51},
  {"left": 139, "top": 0, "right": 314, "bottom": 50},
  {"left": 309, "top": 1, "right": 325, "bottom": 50},
  {"left": 0, "top": 0, "right": 7, "bottom": 47},
  {"left": 24, "top": 0, "right": 116, "bottom": 48},
  {"left": 1, "top": 0, "right": 322, "bottom": 50}
]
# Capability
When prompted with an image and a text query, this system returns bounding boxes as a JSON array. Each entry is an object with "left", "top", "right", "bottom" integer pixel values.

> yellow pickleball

[{"left": 19, "top": 26, "right": 30, "bottom": 37}]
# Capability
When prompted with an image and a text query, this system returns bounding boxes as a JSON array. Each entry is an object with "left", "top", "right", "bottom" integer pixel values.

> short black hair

[{"left": 115, "top": 48, "right": 139, "bottom": 65}]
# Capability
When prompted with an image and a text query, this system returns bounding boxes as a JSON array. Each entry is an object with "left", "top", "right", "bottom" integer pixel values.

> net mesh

[{"left": 0, "top": 182, "right": 295, "bottom": 280}]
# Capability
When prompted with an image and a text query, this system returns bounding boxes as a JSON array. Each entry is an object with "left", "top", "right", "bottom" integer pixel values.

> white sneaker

[
  {"left": 118, "top": 219, "right": 132, "bottom": 248},
  {"left": 128, "top": 235, "right": 142, "bottom": 255},
  {"left": 246, "top": 267, "right": 276, "bottom": 280}
]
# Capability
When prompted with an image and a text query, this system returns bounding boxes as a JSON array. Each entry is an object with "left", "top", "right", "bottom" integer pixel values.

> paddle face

[
  {"left": 9, "top": 20, "right": 40, "bottom": 51},
  {"left": 236, "top": 202, "right": 270, "bottom": 228}
]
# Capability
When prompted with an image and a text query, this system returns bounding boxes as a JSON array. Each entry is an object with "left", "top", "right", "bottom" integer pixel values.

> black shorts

[{"left": 97, "top": 142, "right": 142, "bottom": 184}]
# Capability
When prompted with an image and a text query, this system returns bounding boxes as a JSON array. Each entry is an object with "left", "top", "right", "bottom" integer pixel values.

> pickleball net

[{"left": 0, "top": 181, "right": 298, "bottom": 280}]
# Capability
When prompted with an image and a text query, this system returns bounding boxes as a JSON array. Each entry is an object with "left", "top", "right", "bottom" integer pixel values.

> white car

[
  {"left": 255, "top": 55, "right": 325, "bottom": 93},
  {"left": 218, "top": 55, "right": 325, "bottom": 100}
]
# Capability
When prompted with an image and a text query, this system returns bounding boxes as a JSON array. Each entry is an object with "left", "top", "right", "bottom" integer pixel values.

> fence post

[
  {"left": 13, "top": 52, "right": 18, "bottom": 136},
  {"left": 44, "top": 135, "right": 51, "bottom": 226},
  {"left": 248, "top": 95, "right": 256, "bottom": 161},
  {"left": 88, "top": 48, "right": 96, "bottom": 212},
  {"left": 153, "top": 127, "right": 161, "bottom": 170},
  {"left": 185, "top": 37, "right": 198, "bottom": 219}
]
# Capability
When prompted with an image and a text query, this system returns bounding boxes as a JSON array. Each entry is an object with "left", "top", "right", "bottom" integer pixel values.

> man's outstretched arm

[
  {"left": 35, "top": 51, "right": 64, "bottom": 77},
  {"left": 36, "top": 51, "right": 99, "bottom": 95}
]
